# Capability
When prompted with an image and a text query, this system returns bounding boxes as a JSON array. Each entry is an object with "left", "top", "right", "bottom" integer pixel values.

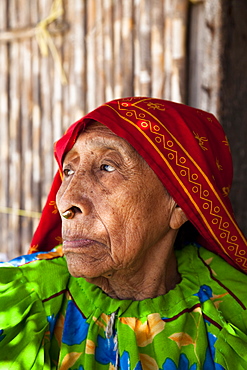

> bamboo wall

[{"left": 0, "top": 0, "right": 242, "bottom": 261}]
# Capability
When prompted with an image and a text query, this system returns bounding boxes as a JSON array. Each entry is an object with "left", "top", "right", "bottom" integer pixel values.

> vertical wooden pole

[
  {"left": 86, "top": 0, "right": 97, "bottom": 112},
  {"left": 164, "top": 0, "right": 189, "bottom": 102},
  {"left": 95, "top": 0, "right": 106, "bottom": 106},
  {"left": 63, "top": 0, "right": 87, "bottom": 128},
  {"left": 19, "top": 0, "right": 33, "bottom": 253},
  {"left": 8, "top": 0, "right": 22, "bottom": 257},
  {"left": 39, "top": 0, "right": 54, "bottom": 206},
  {"left": 151, "top": 0, "right": 165, "bottom": 97},
  {"left": 134, "top": 0, "right": 152, "bottom": 96},
  {"left": 103, "top": 0, "right": 114, "bottom": 101},
  {"left": 121, "top": 0, "right": 134, "bottom": 97},
  {"left": 187, "top": 0, "right": 221, "bottom": 114},
  {"left": 113, "top": 0, "right": 122, "bottom": 97},
  {"left": 31, "top": 0, "right": 42, "bottom": 239},
  {"left": 0, "top": 0, "right": 9, "bottom": 260}
]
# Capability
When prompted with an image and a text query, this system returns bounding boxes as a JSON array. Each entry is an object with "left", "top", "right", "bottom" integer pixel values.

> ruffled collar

[{"left": 68, "top": 244, "right": 209, "bottom": 318}]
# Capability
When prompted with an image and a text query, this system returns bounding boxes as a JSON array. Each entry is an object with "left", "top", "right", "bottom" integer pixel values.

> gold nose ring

[{"left": 62, "top": 209, "right": 75, "bottom": 219}]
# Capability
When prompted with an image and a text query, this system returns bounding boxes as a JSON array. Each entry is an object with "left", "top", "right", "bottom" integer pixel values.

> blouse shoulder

[
  {"left": 176, "top": 244, "right": 247, "bottom": 368},
  {"left": 178, "top": 244, "right": 247, "bottom": 319},
  {"left": 0, "top": 247, "right": 69, "bottom": 369},
  {"left": 196, "top": 245, "right": 247, "bottom": 309}
]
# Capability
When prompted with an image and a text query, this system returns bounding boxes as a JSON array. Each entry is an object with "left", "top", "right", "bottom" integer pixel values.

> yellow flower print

[
  {"left": 59, "top": 352, "right": 82, "bottom": 370},
  {"left": 120, "top": 313, "right": 165, "bottom": 347},
  {"left": 210, "top": 292, "right": 229, "bottom": 309},
  {"left": 139, "top": 353, "right": 159, "bottom": 370},
  {"left": 212, "top": 300, "right": 222, "bottom": 309},
  {"left": 85, "top": 339, "right": 95, "bottom": 355},
  {"left": 204, "top": 257, "right": 217, "bottom": 276},
  {"left": 192, "top": 306, "right": 202, "bottom": 314},
  {"left": 37, "top": 246, "right": 64, "bottom": 260},
  {"left": 93, "top": 313, "right": 110, "bottom": 331},
  {"left": 42, "top": 330, "right": 50, "bottom": 346},
  {"left": 204, "top": 257, "right": 214, "bottom": 265},
  {"left": 54, "top": 313, "right": 65, "bottom": 346},
  {"left": 169, "top": 332, "right": 195, "bottom": 349}
]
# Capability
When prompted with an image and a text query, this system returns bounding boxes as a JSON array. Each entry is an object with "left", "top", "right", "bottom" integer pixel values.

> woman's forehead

[{"left": 64, "top": 121, "right": 138, "bottom": 161}]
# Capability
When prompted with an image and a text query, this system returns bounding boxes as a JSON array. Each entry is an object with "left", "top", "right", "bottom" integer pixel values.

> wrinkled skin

[{"left": 56, "top": 122, "right": 188, "bottom": 300}]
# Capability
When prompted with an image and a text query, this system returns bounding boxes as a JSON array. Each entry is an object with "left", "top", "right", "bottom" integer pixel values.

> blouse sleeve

[
  {"left": 0, "top": 247, "right": 69, "bottom": 370},
  {"left": 0, "top": 263, "right": 52, "bottom": 369}
]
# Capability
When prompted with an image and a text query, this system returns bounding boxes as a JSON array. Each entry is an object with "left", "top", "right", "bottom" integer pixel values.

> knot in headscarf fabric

[{"left": 30, "top": 97, "right": 247, "bottom": 273}]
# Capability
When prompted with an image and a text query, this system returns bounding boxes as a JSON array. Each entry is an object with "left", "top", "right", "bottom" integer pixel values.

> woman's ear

[{"left": 169, "top": 205, "right": 188, "bottom": 230}]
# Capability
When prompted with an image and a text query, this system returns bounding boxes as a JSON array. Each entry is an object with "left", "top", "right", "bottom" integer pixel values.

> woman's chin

[
  {"left": 67, "top": 263, "right": 98, "bottom": 279},
  {"left": 66, "top": 255, "right": 108, "bottom": 279}
]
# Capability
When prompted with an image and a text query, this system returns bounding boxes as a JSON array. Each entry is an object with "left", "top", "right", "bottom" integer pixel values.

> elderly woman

[{"left": 0, "top": 97, "right": 247, "bottom": 370}]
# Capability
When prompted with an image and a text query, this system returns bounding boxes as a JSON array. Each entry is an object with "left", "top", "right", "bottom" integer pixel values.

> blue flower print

[
  {"left": 194, "top": 285, "right": 213, "bottom": 303},
  {"left": 0, "top": 330, "right": 5, "bottom": 342},
  {"left": 162, "top": 353, "right": 197, "bottom": 370},
  {"left": 3, "top": 248, "right": 58, "bottom": 267},
  {"left": 47, "top": 314, "right": 57, "bottom": 337},
  {"left": 62, "top": 300, "right": 89, "bottom": 345},
  {"left": 119, "top": 351, "right": 142, "bottom": 370},
  {"left": 119, "top": 351, "right": 131, "bottom": 370},
  {"left": 95, "top": 334, "right": 117, "bottom": 365},
  {"left": 4, "top": 254, "right": 38, "bottom": 267},
  {"left": 134, "top": 362, "right": 143, "bottom": 370},
  {"left": 203, "top": 332, "right": 225, "bottom": 370}
]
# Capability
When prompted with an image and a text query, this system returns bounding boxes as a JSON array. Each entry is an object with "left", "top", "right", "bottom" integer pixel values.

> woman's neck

[{"left": 85, "top": 249, "right": 181, "bottom": 300}]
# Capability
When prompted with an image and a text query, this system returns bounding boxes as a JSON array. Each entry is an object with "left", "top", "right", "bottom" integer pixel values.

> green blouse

[{"left": 0, "top": 244, "right": 247, "bottom": 369}]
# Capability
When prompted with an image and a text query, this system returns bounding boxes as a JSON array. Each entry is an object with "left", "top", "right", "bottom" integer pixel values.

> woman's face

[{"left": 56, "top": 122, "right": 177, "bottom": 279}]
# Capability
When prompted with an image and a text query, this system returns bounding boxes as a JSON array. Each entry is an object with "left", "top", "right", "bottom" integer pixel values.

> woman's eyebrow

[
  {"left": 62, "top": 152, "right": 79, "bottom": 165},
  {"left": 86, "top": 136, "right": 130, "bottom": 154}
]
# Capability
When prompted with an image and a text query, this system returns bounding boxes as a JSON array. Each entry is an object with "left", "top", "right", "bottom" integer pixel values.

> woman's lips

[
  {"left": 63, "top": 238, "right": 109, "bottom": 265},
  {"left": 62, "top": 238, "right": 107, "bottom": 252}
]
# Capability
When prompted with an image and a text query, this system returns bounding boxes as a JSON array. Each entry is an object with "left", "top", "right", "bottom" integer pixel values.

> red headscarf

[{"left": 30, "top": 97, "right": 247, "bottom": 273}]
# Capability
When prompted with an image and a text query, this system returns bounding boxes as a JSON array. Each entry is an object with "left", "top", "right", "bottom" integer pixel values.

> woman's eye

[
  {"left": 100, "top": 164, "right": 115, "bottom": 172},
  {"left": 63, "top": 168, "right": 75, "bottom": 177}
]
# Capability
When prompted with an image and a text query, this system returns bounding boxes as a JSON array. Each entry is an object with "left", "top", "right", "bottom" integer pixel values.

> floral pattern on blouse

[{"left": 1, "top": 244, "right": 247, "bottom": 369}]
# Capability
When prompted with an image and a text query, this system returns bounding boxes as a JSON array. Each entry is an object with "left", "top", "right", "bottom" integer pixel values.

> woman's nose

[{"left": 56, "top": 173, "right": 92, "bottom": 218}]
